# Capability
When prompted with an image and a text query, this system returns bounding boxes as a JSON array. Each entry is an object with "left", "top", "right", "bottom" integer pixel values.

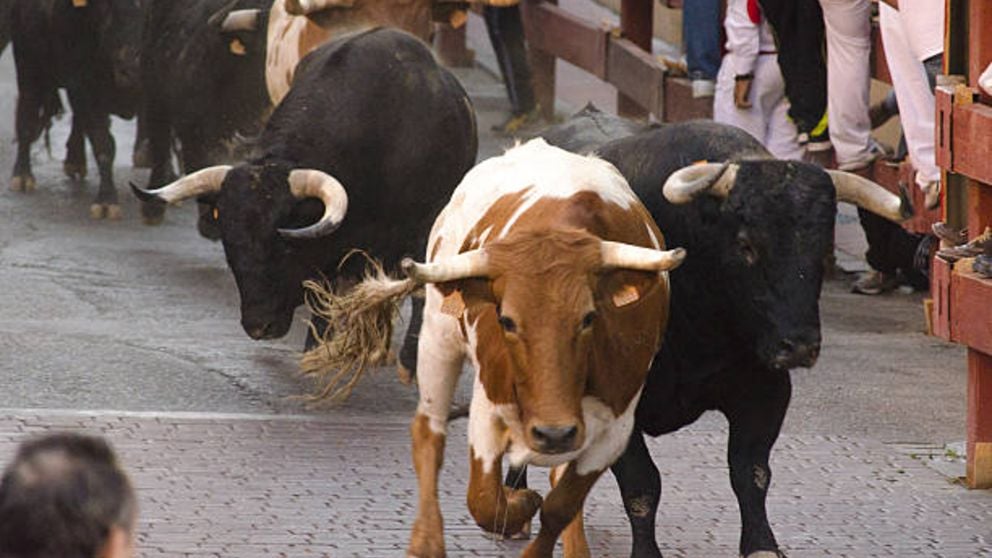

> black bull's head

[
  {"left": 661, "top": 160, "right": 912, "bottom": 371},
  {"left": 132, "top": 163, "right": 345, "bottom": 339}
]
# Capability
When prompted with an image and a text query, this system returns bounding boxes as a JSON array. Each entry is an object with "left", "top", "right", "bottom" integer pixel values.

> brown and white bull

[
  {"left": 330, "top": 138, "right": 684, "bottom": 557},
  {"left": 264, "top": 0, "right": 433, "bottom": 104}
]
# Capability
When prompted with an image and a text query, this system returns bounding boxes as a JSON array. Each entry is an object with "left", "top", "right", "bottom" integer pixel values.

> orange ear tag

[
  {"left": 72, "top": 0, "right": 87, "bottom": 7},
  {"left": 441, "top": 290, "right": 466, "bottom": 317},
  {"left": 612, "top": 284, "right": 641, "bottom": 308},
  {"left": 229, "top": 38, "right": 246, "bottom": 56}
]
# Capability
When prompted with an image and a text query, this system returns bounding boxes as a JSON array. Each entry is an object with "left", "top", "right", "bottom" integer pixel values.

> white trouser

[
  {"left": 714, "top": 54, "right": 803, "bottom": 160},
  {"left": 819, "top": 0, "right": 873, "bottom": 167},
  {"left": 878, "top": 3, "right": 940, "bottom": 188}
]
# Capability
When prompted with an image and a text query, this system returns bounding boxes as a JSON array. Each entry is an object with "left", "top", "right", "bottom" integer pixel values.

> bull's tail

[
  {"left": 40, "top": 90, "right": 63, "bottom": 157},
  {"left": 300, "top": 257, "right": 419, "bottom": 403}
]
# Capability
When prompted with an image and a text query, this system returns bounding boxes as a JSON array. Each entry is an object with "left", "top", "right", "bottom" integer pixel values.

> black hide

[
  {"left": 214, "top": 28, "right": 477, "bottom": 340},
  {"left": 10, "top": 0, "right": 146, "bottom": 207},
  {"left": 140, "top": 0, "right": 271, "bottom": 226}
]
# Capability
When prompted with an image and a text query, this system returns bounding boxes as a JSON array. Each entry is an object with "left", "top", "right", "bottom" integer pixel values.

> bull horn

[
  {"left": 826, "top": 170, "right": 914, "bottom": 223},
  {"left": 130, "top": 165, "right": 231, "bottom": 205},
  {"left": 401, "top": 250, "right": 490, "bottom": 284},
  {"left": 285, "top": 0, "right": 355, "bottom": 16},
  {"left": 600, "top": 242, "right": 686, "bottom": 272},
  {"left": 663, "top": 162, "right": 738, "bottom": 204},
  {"left": 278, "top": 169, "right": 349, "bottom": 240},
  {"left": 219, "top": 9, "right": 261, "bottom": 32}
]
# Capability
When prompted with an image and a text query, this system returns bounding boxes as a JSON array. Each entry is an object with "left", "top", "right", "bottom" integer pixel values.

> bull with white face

[{"left": 328, "top": 138, "right": 685, "bottom": 557}]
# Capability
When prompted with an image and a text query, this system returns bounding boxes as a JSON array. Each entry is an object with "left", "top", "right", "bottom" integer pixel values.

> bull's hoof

[
  {"left": 90, "top": 203, "right": 122, "bottom": 220},
  {"left": 63, "top": 161, "right": 88, "bottom": 181},
  {"left": 397, "top": 362, "right": 414, "bottom": 385},
  {"left": 489, "top": 487, "right": 542, "bottom": 536},
  {"left": 11, "top": 175, "right": 36, "bottom": 192},
  {"left": 743, "top": 551, "right": 785, "bottom": 558},
  {"left": 105, "top": 204, "right": 123, "bottom": 220},
  {"left": 141, "top": 200, "right": 166, "bottom": 226},
  {"left": 407, "top": 524, "right": 446, "bottom": 558},
  {"left": 506, "top": 519, "right": 532, "bottom": 540}
]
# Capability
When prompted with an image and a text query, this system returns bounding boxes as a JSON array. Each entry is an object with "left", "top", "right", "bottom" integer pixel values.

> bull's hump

[{"left": 436, "top": 139, "right": 640, "bottom": 252}]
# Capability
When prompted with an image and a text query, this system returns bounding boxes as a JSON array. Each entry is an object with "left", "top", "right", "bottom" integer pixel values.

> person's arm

[{"left": 724, "top": 0, "right": 761, "bottom": 108}]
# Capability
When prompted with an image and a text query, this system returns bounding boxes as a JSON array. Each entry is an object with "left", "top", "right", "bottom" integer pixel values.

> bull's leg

[
  {"left": 611, "top": 429, "right": 663, "bottom": 558},
  {"left": 549, "top": 465, "right": 591, "bottom": 558},
  {"left": 408, "top": 310, "right": 465, "bottom": 558},
  {"left": 12, "top": 88, "right": 44, "bottom": 192},
  {"left": 142, "top": 102, "right": 176, "bottom": 224},
  {"left": 69, "top": 91, "right": 119, "bottom": 220},
  {"left": 132, "top": 106, "right": 152, "bottom": 168},
  {"left": 520, "top": 462, "right": 602, "bottom": 558},
  {"left": 466, "top": 375, "right": 542, "bottom": 538},
  {"left": 63, "top": 112, "right": 87, "bottom": 181},
  {"left": 722, "top": 369, "right": 791, "bottom": 558},
  {"left": 397, "top": 293, "right": 424, "bottom": 384}
]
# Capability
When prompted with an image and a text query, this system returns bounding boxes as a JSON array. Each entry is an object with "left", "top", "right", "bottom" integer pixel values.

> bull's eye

[
  {"left": 738, "top": 235, "right": 757, "bottom": 265},
  {"left": 498, "top": 315, "right": 517, "bottom": 333},
  {"left": 580, "top": 311, "right": 597, "bottom": 330},
  {"left": 212, "top": 207, "right": 220, "bottom": 220}
]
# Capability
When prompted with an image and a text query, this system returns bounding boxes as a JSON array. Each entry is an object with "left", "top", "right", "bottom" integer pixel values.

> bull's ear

[
  {"left": 433, "top": 277, "right": 495, "bottom": 318},
  {"left": 597, "top": 269, "right": 661, "bottom": 310}
]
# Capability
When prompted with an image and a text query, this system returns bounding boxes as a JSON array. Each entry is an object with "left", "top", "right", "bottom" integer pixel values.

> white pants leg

[
  {"left": 714, "top": 62, "right": 767, "bottom": 148},
  {"left": 878, "top": 3, "right": 940, "bottom": 188},
  {"left": 755, "top": 55, "right": 803, "bottom": 160},
  {"left": 714, "top": 55, "right": 802, "bottom": 160},
  {"left": 819, "top": 0, "right": 873, "bottom": 167}
]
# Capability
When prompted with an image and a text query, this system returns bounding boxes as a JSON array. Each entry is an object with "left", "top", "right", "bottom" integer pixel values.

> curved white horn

[
  {"left": 220, "top": 9, "right": 260, "bottom": 32},
  {"left": 285, "top": 0, "right": 354, "bottom": 16},
  {"left": 130, "top": 165, "right": 231, "bottom": 205},
  {"left": 600, "top": 241, "right": 686, "bottom": 272},
  {"left": 278, "top": 169, "right": 349, "bottom": 240},
  {"left": 401, "top": 250, "right": 490, "bottom": 284},
  {"left": 826, "top": 170, "right": 913, "bottom": 223},
  {"left": 663, "top": 162, "right": 738, "bottom": 204}
]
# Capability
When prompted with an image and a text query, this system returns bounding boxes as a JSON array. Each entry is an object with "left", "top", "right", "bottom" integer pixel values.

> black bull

[
  {"left": 134, "top": 29, "right": 477, "bottom": 359},
  {"left": 472, "top": 107, "right": 909, "bottom": 558},
  {"left": 10, "top": 0, "right": 145, "bottom": 218},
  {"left": 139, "top": 0, "right": 273, "bottom": 228}
]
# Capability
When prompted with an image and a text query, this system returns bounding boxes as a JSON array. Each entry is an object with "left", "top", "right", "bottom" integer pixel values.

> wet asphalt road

[{"left": 0, "top": 41, "right": 971, "bottom": 445}]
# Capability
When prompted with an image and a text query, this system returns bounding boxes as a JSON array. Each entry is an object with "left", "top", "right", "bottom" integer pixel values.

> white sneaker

[{"left": 691, "top": 79, "right": 715, "bottom": 99}]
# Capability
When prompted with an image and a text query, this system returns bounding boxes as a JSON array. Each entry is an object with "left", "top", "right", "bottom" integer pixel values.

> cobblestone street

[{"left": 1, "top": 409, "right": 990, "bottom": 557}]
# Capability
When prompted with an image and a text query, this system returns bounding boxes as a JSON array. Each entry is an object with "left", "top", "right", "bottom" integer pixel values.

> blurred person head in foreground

[{"left": 0, "top": 433, "right": 136, "bottom": 558}]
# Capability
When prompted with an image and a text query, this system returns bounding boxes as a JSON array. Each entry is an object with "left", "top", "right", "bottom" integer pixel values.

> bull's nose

[
  {"left": 243, "top": 320, "right": 278, "bottom": 340},
  {"left": 531, "top": 425, "right": 579, "bottom": 454},
  {"left": 772, "top": 339, "right": 820, "bottom": 370}
]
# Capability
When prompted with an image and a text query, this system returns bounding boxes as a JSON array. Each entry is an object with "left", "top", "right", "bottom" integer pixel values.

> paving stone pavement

[{"left": 1, "top": 409, "right": 989, "bottom": 558}]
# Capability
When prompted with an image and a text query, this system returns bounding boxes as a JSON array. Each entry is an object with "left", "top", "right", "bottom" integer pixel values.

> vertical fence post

[{"left": 618, "top": 0, "right": 653, "bottom": 119}]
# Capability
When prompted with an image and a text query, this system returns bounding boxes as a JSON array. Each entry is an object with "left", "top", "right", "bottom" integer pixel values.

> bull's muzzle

[
  {"left": 770, "top": 339, "right": 820, "bottom": 370},
  {"left": 529, "top": 424, "right": 581, "bottom": 454}
]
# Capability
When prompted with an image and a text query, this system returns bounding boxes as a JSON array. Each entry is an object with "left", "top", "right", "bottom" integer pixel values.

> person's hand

[
  {"left": 879, "top": 0, "right": 899, "bottom": 9},
  {"left": 734, "top": 76, "right": 753, "bottom": 109}
]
